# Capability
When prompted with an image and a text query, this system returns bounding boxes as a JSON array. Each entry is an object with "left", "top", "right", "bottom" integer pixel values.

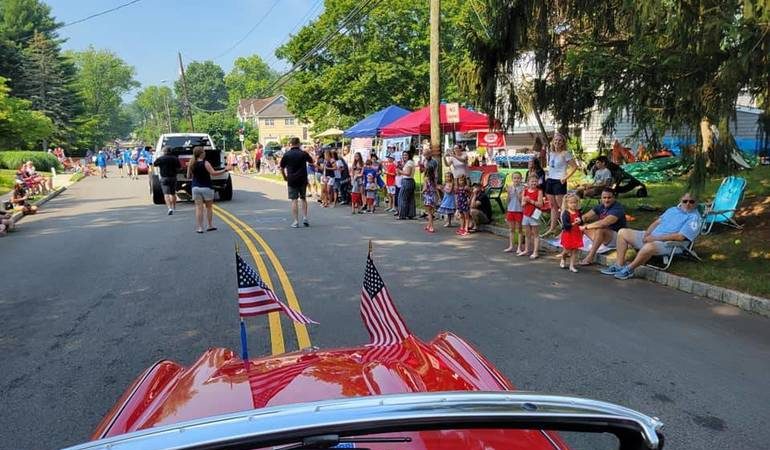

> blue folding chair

[
  {"left": 701, "top": 176, "right": 746, "bottom": 235},
  {"left": 468, "top": 170, "right": 483, "bottom": 186}
]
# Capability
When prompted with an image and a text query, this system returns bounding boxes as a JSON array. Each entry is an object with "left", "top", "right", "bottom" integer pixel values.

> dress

[
  {"left": 437, "top": 184, "right": 456, "bottom": 215},
  {"left": 422, "top": 180, "right": 437, "bottom": 207},
  {"left": 560, "top": 210, "right": 584, "bottom": 250},
  {"left": 456, "top": 186, "right": 470, "bottom": 213}
]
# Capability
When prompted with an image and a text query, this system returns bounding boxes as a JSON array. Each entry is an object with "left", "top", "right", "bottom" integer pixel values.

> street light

[{"left": 160, "top": 80, "right": 173, "bottom": 133}]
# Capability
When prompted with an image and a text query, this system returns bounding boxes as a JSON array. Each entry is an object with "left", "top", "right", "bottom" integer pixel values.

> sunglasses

[{"left": 681, "top": 199, "right": 696, "bottom": 204}]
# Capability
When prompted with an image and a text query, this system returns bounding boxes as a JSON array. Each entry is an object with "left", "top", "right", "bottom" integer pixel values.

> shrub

[{"left": 0, "top": 150, "right": 62, "bottom": 172}]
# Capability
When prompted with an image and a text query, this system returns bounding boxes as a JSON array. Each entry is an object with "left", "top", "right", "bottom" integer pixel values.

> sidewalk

[{"left": 2, "top": 172, "right": 78, "bottom": 226}]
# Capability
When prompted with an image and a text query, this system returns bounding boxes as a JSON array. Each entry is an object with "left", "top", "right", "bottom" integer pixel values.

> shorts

[
  {"left": 160, "top": 177, "right": 177, "bottom": 195},
  {"left": 544, "top": 178, "right": 567, "bottom": 196},
  {"left": 117, "top": 162, "right": 123, "bottom": 168},
  {"left": 333, "top": 179, "right": 341, "bottom": 191},
  {"left": 522, "top": 215, "right": 540, "bottom": 226},
  {"left": 288, "top": 183, "right": 307, "bottom": 200},
  {"left": 322, "top": 176, "right": 334, "bottom": 186},
  {"left": 506, "top": 211, "right": 523, "bottom": 223},
  {"left": 387, "top": 186, "right": 396, "bottom": 195},
  {"left": 627, "top": 229, "right": 669, "bottom": 255},
  {"left": 351, "top": 192, "right": 362, "bottom": 204},
  {"left": 192, "top": 186, "right": 214, "bottom": 202},
  {"left": 366, "top": 197, "right": 375, "bottom": 207}
]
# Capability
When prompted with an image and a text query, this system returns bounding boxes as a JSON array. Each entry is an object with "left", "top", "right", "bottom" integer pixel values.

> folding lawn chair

[
  {"left": 468, "top": 170, "right": 483, "bottom": 186},
  {"left": 645, "top": 235, "right": 703, "bottom": 271},
  {"left": 701, "top": 176, "right": 746, "bottom": 235},
  {"left": 485, "top": 172, "right": 507, "bottom": 213}
]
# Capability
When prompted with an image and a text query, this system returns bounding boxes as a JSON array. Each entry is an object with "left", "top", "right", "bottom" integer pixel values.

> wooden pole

[{"left": 429, "top": 0, "right": 441, "bottom": 181}]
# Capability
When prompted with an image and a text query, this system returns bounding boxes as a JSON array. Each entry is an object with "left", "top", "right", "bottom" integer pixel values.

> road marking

[
  {"left": 214, "top": 205, "right": 312, "bottom": 350},
  {"left": 213, "top": 209, "right": 285, "bottom": 356}
]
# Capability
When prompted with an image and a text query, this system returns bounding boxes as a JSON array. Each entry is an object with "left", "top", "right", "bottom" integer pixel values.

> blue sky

[{"left": 46, "top": 0, "right": 324, "bottom": 99}]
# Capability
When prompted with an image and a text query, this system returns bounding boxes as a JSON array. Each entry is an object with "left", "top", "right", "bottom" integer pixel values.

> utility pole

[
  {"left": 429, "top": 0, "right": 441, "bottom": 180},
  {"left": 178, "top": 52, "right": 195, "bottom": 131},
  {"left": 163, "top": 94, "right": 172, "bottom": 133}
]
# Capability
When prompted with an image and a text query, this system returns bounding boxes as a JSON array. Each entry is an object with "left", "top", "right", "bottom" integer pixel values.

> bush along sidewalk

[{"left": 480, "top": 222, "right": 770, "bottom": 318}]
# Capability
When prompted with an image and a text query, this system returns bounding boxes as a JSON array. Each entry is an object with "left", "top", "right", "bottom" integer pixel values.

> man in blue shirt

[
  {"left": 601, "top": 192, "right": 701, "bottom": 280},
  {"left": 578, "top": 187, "right": 627, "bottom": 265}
]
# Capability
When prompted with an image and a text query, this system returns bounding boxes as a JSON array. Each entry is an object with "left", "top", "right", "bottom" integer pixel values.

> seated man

[
  {"left": 578, "top": 188, "right": 627, "bottom": 265},
  {"left": 576, "top": 156, "right": 613, "bottom": 198},
  {"left": 601, "top": 192, "right": 701, "bottom": 280},
  {"left": 469, "top": 183, "right": 493, "bottom": 231}
]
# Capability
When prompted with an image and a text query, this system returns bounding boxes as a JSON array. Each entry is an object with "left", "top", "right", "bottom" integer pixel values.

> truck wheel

[
  {"left": 219, "top": 175, "right": 233, "bottom": 201},
  {"left": 150, "top": 175, "right": 164, "bottom": 205}
]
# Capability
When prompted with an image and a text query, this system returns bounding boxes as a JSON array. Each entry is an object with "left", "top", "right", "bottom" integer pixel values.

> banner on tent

[
  {"left": 351, "top": 138, "right": 373, "bottom": 162},
  {"left": 381, "top": 137, "right": 412, "bottom": 160},
  {"left": 476, "top": 131, "right": 505, "bottom": 148}
]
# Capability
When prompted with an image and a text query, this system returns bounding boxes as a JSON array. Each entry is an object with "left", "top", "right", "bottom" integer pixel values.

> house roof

[
  {"left": 238, "top": 95, "right": 285, "bottom": 117},
  {"left": 259, "top": 101, "right": 294, "bottom": 118}
]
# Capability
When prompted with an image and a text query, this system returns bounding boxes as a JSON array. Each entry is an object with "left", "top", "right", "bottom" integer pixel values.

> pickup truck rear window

[{"left": 161, "top": 136, "right": 213, "bottom": 154}]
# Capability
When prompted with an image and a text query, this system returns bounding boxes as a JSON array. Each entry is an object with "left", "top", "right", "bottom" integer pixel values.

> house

[{"left": 237, "top": 95, "right": 312, "bottom": 146}]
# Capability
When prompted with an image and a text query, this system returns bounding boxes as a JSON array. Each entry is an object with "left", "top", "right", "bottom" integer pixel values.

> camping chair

[
  {"left": 645, "top": 236, "right": 703, "bottom": 271},
  {"left": 485, "top": 172, "right": 507, "bottom": 213},
  {"left": 701, "top": 176, "right": 746, "bottom": 235},
  {"left": 468, "top": 170, "right": 483, "bottom": 186}
]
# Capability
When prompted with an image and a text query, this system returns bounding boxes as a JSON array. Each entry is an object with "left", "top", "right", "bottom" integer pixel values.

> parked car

[{"left": 149, "top": 133, "right": 233, "bottom": 204}]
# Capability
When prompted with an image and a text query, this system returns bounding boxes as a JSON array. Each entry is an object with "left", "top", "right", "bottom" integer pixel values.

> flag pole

[{"left": 235, "top": 242, "right": 250, "bottom": 361}]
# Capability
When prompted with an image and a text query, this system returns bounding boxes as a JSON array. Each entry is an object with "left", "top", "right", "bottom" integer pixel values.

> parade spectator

[
  {"left": 153, "top": 146, "right": 181, "bottom": 215},
  {"left": 11, "top": 180, "right": 37, "bottom": 215},
  {"left": 226, "top": 150, "right": 237, "bottom": 172},
  {"left": 504, "top": 172, "right": 524, "bottom": 253},
  {"left": 576, "top": 155, "right": 613, "bottom": 198},
  {"left": 322, "top": 150, "right": 336, "bottom": 207},
  {"left": 437, "top": 172, "right": 456, "bottom": 227},
  {"left": 525, "top": 157, "right": 546, "bottom": 191},
  {"left": 602, "top": 193, "right": 702, "bottom": 280},
  {"left": 383, "top": 153, "right": 397, "bottom": 212},
  {"left": 306, "top": 146, "right": 319, "bottom": 199},
  {"left": 521, "top": 175, "right": 544, "bottom": 258},
  {"left": 280, "top": 137, "right": 314, "bottom": 228},
  {"left": 454, "top": 175, "right": 471, "bottom": 235},
  {"left": 0, "top": 209, "right": 14, "bottom": 236},
  {"left": 578, "top": 188, "right": 627, "bottom": 265},
  {"left": 350, "top": 159, "right": 364, "bottom": 214},
  {"left": 559, "top": 194, "right": 583, "bottom": 272},
  {"left": 542, "top": 132, "right": 577, "bottom": 236},
  {"left": 96, "top": 150, "right": 108, "bottom": 178},
  {"left": 396, "top": 150, "right": 416, "bottom": 220},
  {"left": 443, "top": 144, "right": 468, "bottom": 178},
  {"left": 23, "top": 161, "right": 52, "bottom": 194},
  {"left": 116, "top": 150, "right": 125, "bottom": 177},
  {"left": 188, "top": 146, "right": 228, "bottom": 233},
  {"left": 469, "top": 183, "right": 492, "bottom": 232},
  {"left": 365, "top": 173, "right": 377, "bottom": 213},
  {"left": 422, "top": 164, "right": 438, "bottom": 233},
  {"left": 370, "top": 153, "right": 384, "bottom": 208},
  {"left": 254, "top": 144, "right": 263, "bottom": 173}
]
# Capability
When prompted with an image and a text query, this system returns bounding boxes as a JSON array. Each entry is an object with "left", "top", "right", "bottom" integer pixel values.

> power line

[
  {"left": 59, "top": 0, "right": 143, "bottom": 30},
  {"left": 212, "top": 0, "right": 281, "bottom": 61},
  {"left": 263, "top": 0, "right": 325, "bottom": 68}
]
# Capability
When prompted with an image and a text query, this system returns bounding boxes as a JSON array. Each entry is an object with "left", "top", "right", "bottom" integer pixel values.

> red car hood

[{"left": 95, "top": 333, "right": 515, "bottom": 439}]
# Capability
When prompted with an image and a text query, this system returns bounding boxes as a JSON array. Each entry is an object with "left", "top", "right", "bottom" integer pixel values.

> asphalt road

[{"left": 1, "top": 172, "right": 769, "bottom": 450}]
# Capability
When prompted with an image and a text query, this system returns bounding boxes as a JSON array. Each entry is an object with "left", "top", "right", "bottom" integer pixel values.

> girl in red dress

[{"left": 559, "top": 193, "right": 583, "bottom": 272}]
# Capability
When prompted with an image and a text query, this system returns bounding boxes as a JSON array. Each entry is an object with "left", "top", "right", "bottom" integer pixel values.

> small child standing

[
  {"left": 384, "top": 155, "right": 397, "bottom": 212},
  {"left": 521, "top": 175, "right": 543, "bottom": 258},
  {"left": 455, "top": 174, "right": 471, "bottom": 236},
  {"left": 350, "top": 168, "right": 363, "bottom": 214},
  {"left": 504, "top": 172, "right": 525, "bottom": 254},
  {"left": 422, "top": 166, "right": 438, "bottom": 233},
  {"left": 559, "top": 193, "right": 583, "bottom": 272},
  {"left": 365, "top": 173, "right": 378, "bottom": 213},
  {"left": 437, "top": 172, "right": 456, "bottom": 227}
]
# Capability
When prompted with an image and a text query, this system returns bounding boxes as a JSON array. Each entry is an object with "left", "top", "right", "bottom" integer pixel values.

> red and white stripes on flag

[
  {"left": 244, "top": 360, "right": 309, "bottom": 409},
  {"left": 237, "top": 254, "right": 317, "bottom": 324},
  {"left": 361, "top": 254, "right": 411, "bottom": 346}
]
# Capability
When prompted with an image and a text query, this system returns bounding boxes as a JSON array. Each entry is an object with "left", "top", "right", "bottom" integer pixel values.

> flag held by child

[{"left": 237, "top": 253, "right": 317, "bottom": 324}]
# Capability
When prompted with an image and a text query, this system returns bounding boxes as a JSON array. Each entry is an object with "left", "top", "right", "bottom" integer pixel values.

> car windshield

[{"left": 161, "top": 136, "right": 213, "bottom": 154}]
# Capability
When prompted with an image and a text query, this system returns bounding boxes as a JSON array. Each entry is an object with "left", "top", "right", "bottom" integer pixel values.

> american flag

[
  {"left": 244, "top": 359, "right": 309, "bottom": 409},
  {"left": 361, "top": 254, "right": 411, "bottom": 346},
  {"left": 237, "top": 253, "right": 317, "bottom": 324}
]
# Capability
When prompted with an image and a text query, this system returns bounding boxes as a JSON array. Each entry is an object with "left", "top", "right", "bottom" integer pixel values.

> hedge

[{"left": 0, "top": 151, "right": 62, "bottom": 172}]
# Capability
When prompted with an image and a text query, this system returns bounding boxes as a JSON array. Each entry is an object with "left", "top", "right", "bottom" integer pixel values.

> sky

[{"left": 45, "top": 0, "right": 324, "bottom": 99}]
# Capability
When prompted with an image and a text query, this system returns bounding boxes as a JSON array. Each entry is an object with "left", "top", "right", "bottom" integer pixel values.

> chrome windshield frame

[{"left": 62, "top": 391, "right": 664, "bottom": 450}]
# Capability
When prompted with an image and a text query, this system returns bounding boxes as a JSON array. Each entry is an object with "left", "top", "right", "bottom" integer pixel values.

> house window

[
  {"left": 285, "top": 118, "right": 295, "bottom": 126},
  {"left": 264, "top": 119, "right": 275, "bottom": 126}
]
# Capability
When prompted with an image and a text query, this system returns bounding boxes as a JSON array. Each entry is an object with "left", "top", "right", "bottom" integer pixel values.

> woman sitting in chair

[{"left": 11, "top": 180, "right": 38, "bottom": 216}]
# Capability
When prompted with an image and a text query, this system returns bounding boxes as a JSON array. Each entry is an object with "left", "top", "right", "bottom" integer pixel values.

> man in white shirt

[{"left": 577, "top": 156, "right": 614, "bottom": 198}]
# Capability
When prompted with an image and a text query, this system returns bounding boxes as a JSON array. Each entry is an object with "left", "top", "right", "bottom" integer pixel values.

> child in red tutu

[{"left": 559, "top": 193, "right": 583, "bottom": 272}]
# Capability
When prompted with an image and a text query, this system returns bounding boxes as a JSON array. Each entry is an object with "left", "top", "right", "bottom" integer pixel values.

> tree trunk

[{"left": 699, "top": 117, "right": 714, "bottom": 169}]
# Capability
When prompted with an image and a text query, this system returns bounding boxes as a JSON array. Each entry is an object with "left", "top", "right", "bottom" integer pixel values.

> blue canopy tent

[{"left": 344, "top": 105, "right": 411, "bottom": 138}]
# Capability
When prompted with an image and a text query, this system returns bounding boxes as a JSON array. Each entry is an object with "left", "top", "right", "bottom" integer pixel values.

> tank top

[
  {"left": 192, "top": 160, "right": 211, "bottom": 188},
  {"left": 522, "top": 187, "right": 540, "bottom": 217}
]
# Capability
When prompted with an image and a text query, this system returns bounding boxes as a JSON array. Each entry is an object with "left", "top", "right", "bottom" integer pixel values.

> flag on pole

[
  {"left": 237, "top": 253, "right": 317, "bottom": 324},
  {"left": 361, "top": 253, "right": 411, "bottom": 346}
]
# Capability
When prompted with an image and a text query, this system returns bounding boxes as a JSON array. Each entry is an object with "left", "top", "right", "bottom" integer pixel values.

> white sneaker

[
  {"left": 302, "top": 218, "right": 309, "bottom": 227},
  {"left": 290, "top": 221, "right": 299, "bottom": 228}
]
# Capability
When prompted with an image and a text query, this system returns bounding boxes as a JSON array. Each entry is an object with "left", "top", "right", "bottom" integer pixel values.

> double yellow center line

[{"left": 213, "top": 205, "right": 312, "bottom": 355}]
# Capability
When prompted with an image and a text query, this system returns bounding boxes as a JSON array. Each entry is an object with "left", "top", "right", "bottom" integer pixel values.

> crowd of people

[{"left": 278, "top": 133, "right": 703, "bottom": 281}]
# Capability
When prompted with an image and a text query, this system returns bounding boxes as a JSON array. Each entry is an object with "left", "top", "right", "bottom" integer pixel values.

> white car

[{"left": 150, "top": 133, "right": 233, "bottom": 204}]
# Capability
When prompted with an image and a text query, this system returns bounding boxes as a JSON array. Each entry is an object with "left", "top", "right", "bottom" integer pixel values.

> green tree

[
  {"left": 275, "top": 0, "right": 474, "bottom": 129},
  {"left": 0, "top": 0, "right": 59, "bottom": 43},
  {"left": 69, "top": 47, "right": 138, "bottom": 149},
  {"left": 176, "top": 60, "right": 227, "bottom": 112},
  {"left": 133, "top": 85, "right": 178, "bottom": 142},
  {"left": 224, "top": 54, "right": 278, "bottom": 109},
  {"left": 0, "top": 76, "right": 53, "bottom": 149}
]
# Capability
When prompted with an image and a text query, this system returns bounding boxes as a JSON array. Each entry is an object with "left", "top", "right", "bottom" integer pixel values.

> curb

[
  {"left": 9, "top": 186, "right": 67, "bottom": 225},
  {"left": 480, "top": 223, "right": 770, "bottom": 318}
]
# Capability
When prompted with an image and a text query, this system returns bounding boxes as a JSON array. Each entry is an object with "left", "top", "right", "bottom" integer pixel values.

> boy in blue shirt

[{"left": 602, "top": 193, "right": 701, "bottom": 279}]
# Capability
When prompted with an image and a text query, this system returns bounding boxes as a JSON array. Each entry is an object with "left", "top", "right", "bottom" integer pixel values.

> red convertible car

[{"left": 63, "top": 256, "right": 664, "bottom": 450}]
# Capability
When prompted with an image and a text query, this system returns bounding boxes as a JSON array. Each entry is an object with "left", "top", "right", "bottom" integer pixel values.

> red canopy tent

[{"left": 379, "top": 104, "right": 498, "bottom": 137}]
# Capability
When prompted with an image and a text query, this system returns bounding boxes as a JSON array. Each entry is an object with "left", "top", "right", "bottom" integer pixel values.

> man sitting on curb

[
  {"left": 578, "top": 187, "right": 627, "bottom": 265},
  {"left": 469, "top": 183, "right": 493, "bottom": 232},
  {"left": 601, "top": 192, "right": 701, "bottom": 280}
]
